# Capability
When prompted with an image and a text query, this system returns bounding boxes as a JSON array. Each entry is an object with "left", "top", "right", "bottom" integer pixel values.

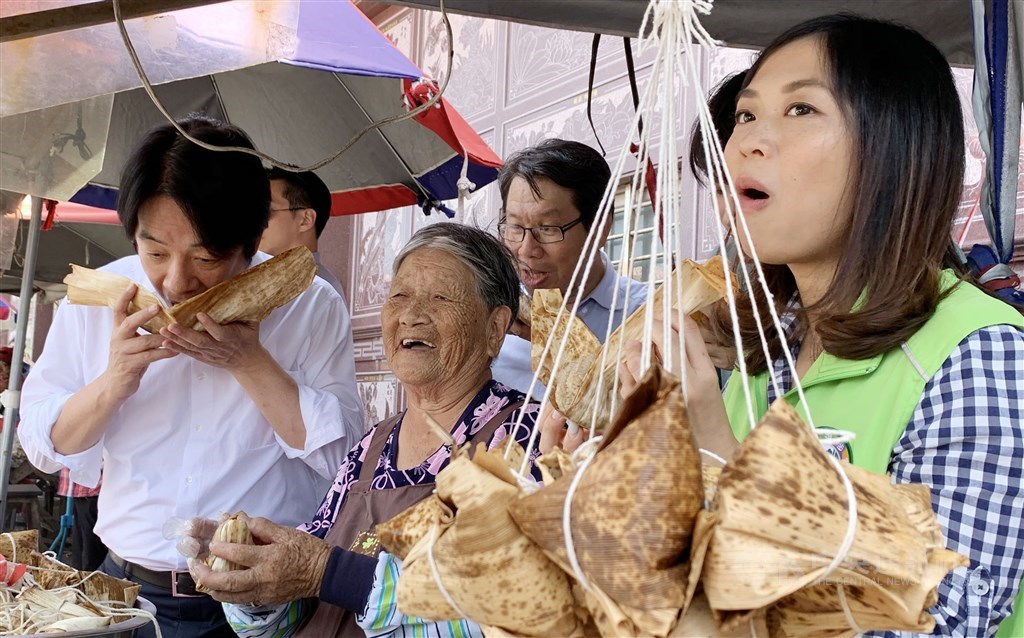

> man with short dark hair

[
  {"left": 260, "top": 168, "right": 345, "bottom": 297},
  {"left": 492, "top": 138, "right": 647, "bottom": 394},
  {"left": 18, "top": 116, "right": 363, "bottom": 638}
]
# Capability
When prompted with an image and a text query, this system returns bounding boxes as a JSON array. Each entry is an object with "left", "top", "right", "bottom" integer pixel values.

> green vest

[{"left": 722, "top": 271, "right": 1024, "bottom": 635}]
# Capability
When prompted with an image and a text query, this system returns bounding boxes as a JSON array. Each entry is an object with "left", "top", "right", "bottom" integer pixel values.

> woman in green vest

[{"left": 621, "top": 14, "right": 1024, "bottom": 637}]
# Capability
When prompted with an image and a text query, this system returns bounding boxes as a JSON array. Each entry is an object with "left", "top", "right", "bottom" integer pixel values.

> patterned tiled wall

[{"left": 327, "top": 7, "right": 1024, "bottom": 426}]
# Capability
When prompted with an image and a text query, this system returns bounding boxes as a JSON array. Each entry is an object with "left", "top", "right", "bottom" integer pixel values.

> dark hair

[
  {"left": 498, "top": 139, "right": 611, "bottom": 230},
  {"left": 267, "top": 167, "right": 332, "bottom": 237},
  {"left": 721, "top": 15, "right": 966, "bottom": 370},
  {"left": 118, "top": 115, "right": 270, "bottom": 260},
  {"left": 689, "top": 70, "right": 748, "bottom": 185},
  {"left": 395, "top": 222, "right": 520, "bottom": 330}
]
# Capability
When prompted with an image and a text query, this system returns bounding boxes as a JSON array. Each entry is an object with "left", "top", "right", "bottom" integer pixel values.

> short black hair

[
  {"left": 498, "top": 139, "right": 611, "bottom": 230},
  {"left": 267, "top": 167, "right": 332, "bottom": 237},
  {"left": 117, "top": 115, "right": 270, "bottom": 260}
]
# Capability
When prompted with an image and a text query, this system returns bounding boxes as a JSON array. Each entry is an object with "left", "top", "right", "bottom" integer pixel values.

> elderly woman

[{"left": 185, "top": 222, "right": 559, "bottom": 638}]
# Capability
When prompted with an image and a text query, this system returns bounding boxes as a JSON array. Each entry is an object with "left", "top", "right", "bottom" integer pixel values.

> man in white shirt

[
  {"left": 259, "top": 168, "right": 346, "bottom": 299},
  {"left": 18, "top": 116, "right": 363, "bottom": 638},
  {"left": 492, "top": 139, "right": 647, "bottom": 396}
]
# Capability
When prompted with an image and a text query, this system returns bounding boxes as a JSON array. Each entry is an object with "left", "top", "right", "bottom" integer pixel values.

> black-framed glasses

[
  {"left": 270, "top": 207, "right": 307, "bottom": 214},
  {"left": 498, "top": 217, "right": 583, "bottom": 244}
]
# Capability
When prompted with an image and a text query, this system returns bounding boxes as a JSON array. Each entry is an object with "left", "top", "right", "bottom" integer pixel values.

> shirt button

[
  {"left": 971, "top": 579, "right": 990, "bottom": 596},
  {"left": 186, "top": 476, "right": 193, "bottom": 484},
  {"left": 195, "top": 424, "right": 203, "bottom": 432},
  {"left": 196, "top": 372, "right": 206, "bottom": 381}
]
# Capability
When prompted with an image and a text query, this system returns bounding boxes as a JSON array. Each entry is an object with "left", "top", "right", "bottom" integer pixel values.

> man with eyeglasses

[
  {"left": 492, "top": 139, "right": 647, "bottom": 397},
  {"left": 260, "top": 168, "right": 346, "bottom": 299}
]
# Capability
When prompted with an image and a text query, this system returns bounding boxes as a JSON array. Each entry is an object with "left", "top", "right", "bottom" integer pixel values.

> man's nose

[
  {"left": 519, "top": 229, "right": 546, "bottom": 256},
  {"left": 163, "top": 260, "right": 196, "bottom": 298}
]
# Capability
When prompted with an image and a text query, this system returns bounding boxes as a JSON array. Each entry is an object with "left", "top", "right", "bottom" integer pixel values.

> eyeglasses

[
  {"left": 270, "top": 207, "right": 307, "bottom": 214},
  {"left": 497, "top": 217, "right": 583, "bottom": 244}
]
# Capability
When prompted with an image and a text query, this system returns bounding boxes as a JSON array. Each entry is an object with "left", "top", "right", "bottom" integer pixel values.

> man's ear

[{"left": 298, "top": 208, "right": 317, "bottom": 233}]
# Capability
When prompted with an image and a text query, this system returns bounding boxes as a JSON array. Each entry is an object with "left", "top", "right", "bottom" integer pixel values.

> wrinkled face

[
  {"left": 502, "top": 176, "right": 599, "bottom": 295},
  {"left": 724, "top": 37, "right": 855, "bottom": 269},
  {"left": 135, "top": 195, "right": 249, "bottom": 305},
  {"left": 382, "top": 248, "right": 507, "bottom": 389},
  {"left": 258, "top": 180, "right": 306, "bottom": 256}
]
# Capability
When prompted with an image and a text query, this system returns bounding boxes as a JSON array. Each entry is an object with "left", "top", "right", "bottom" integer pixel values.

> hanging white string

[
  {"left": 425, "top": 522, "right": 470, "bottom": 619},
  {"left": 681, "top": 13, "right": 860, "bottom": 584},
  {"left": 504, "top": 12, "right": 861, "bottom": 611},
  {"left": 699, "top": 448, "right": 727, "bottom": 466},
  {"left": 560, "top": 439, "right": 604, "bottom": 592},
  {"left": 505, "top": 100, "right": 648, "bottom": 473}
]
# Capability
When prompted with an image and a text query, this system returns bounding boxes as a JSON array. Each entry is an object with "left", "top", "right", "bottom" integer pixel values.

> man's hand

[
  {"left": 103, "top": 284, "right": 177, "bottom": 402},
  {"left": 189, "top": 516, "right": 331, "bottom": 607},
  {"left": 160, "top": 313, "right": 261, "bottom": 371}
]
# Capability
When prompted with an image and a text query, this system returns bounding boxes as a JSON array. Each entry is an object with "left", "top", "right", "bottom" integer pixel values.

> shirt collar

[{"left": 581, "top": 251, "right": 618, "bottom": 310}]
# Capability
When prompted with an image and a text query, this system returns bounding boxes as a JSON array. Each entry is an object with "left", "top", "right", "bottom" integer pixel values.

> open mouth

[
  {"left": 401, "top": 338, "right": 437, "bottom": 350},
  {"left": 741, "top": 187, "right": 769, "bottom": 201}
]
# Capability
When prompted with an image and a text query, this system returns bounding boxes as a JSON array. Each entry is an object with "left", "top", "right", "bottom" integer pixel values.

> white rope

[
  {"left": 3, "top": 532, "right": 18, "bottom": 564},
  {"left": 699, "top": 448, "right": 727, "bottom": 466},
  {"left": 815, "top": 449, "right": 859, "bottom": 588},
  {"left": 513, "top": 472, "right": 543, "bottom": 495},
  {"left": 425, "top": 522, "right": 470, "bottom": 619},
  {"left": 561, "top": 444, "right": 602, "bottom": 592},
  {"left": 658, "top": 1, "right": 862, "bottom": 614},
  {"left": 506, "top": 98, "right": 648, "bottom": 472},
  {"left": 0, "top": 550, "right": 162, "bottom": 638}
]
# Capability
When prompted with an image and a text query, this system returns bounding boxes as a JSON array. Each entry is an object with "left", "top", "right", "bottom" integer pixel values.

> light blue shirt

[{"left": 492, "top": 251, "right": 648, "bottom": 395}]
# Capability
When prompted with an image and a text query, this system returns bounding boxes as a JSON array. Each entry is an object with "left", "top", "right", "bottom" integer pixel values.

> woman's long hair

[{"left": 715, "top": 15, "right": 966, "bottom": 371}]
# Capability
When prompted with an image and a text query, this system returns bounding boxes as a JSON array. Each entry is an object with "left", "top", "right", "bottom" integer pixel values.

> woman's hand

[
  {"left": 189, "top": 516, "right": 331, "bottom": 606},
  {"left": 692, "top": 308, "right": 737, "bottom": 371},
  {"left": 160, "top": 313, "right": 261, "bottom": 372},
  {"left": 617, "top": 314, "right": 738, "bottom": 462},
  {"left": 102, "top": 284, "right": 177, "bottom": 402},
  {"left": 537, "top": 404, "right": 587, "bottom": 454}
]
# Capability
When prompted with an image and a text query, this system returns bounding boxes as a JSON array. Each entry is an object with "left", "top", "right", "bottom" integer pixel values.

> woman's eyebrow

[{"left": 736, "top": 78, "right": 828, "bottom": 100}]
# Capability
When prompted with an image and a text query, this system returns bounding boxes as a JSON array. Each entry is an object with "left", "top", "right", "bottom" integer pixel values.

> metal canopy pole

[{"left": 0, "top": 196, "right": 43, "bottom": 526}]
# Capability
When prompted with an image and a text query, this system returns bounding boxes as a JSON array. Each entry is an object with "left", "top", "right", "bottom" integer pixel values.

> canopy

[
  {"left": 375, "top": 0, "right": 974, "bottom": 64},
  {"left": 1, "top": 0, "right": 502, "bottom": 214}
]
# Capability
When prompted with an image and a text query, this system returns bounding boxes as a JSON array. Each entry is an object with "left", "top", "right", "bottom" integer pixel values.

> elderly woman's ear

[{"left": 486, "top": 305, "right": 514, "bottom": 358}]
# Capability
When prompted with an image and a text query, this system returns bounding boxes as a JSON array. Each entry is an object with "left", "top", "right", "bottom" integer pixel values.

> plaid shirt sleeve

[
  {"left": 56, "top": 467, "right": 102, "bottom": 498},
  {"left": 871, "top": 324, "right": 1024, "bottom": 638}
]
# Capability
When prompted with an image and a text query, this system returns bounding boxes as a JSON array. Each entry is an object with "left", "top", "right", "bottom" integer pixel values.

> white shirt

[
  {"left": 18, "top": 253, "right": 364, "bottom": 571},
  {"left": 312, "top": 251, "right": 347, "bottom": 302},
  {"left": 492, "top": 251, "right": 648, "bottom": 395}
]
